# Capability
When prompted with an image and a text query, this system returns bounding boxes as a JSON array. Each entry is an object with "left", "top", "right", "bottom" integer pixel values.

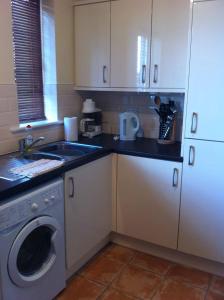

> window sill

[{"left": 11, "top": 120, "right": 64, "bottom": 133}]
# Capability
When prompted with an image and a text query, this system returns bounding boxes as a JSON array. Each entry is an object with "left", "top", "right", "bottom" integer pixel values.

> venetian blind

[{"left": 11, "top": 0, "right": 46, "bottom": 123}]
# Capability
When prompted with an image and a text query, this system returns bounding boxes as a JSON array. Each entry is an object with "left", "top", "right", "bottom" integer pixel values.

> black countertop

[
  {"left": 0, "top": 134, "right": 182, "bottom": 202},
  {"left": 79, "top": 134, "right": 182, "bottom": 162}
]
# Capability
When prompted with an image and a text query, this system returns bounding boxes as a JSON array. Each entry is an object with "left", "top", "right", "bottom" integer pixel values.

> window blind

[{"left": 11, "top": 0, "right": 46, "bottom": 123}]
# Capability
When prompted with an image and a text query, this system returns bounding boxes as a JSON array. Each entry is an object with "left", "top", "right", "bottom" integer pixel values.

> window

[{"left": 11, "top": 0, "right": 46, "bottom": 123}]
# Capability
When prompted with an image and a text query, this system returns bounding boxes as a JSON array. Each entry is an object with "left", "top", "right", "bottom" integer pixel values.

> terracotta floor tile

[
  {"left": 112, "top": 264, "right": 161, "bottom": 300},
  {"left": 56, "top": 276, "right": 104, "bottom": 300},
  {"left": 167, "top": 264, "right": 211, "bottom": 289},
  {"left": 206, "top": 290, "right": 224, "bottom": 300},
  {"left": 103, "top": 243, "right": 136, "bottom": 264},
  {"left": 152, "top": 278, "right": 206, "bottom": 300},
  {"left": 210, "top": 276, "right": 224, "bottom": 295},
  {"left": 100, "top": 288, "right": 135, "bottom": 300},
  {"left": 131, "top": 252, "right": 173, "bottom": 275},
  {"left": 80, "top": 255, "right": 123, "bottom": 285}
]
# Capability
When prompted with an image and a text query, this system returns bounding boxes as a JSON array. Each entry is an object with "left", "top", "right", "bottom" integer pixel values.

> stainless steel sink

[
  {"left": 23, "top": 152, "right": 64, "bottom": 161},
  {"left": 39, "top": 142, "right": 102, "bottom": 158},
  {"left": 0, "top": 176, "right": 16, "bottom": 184}
]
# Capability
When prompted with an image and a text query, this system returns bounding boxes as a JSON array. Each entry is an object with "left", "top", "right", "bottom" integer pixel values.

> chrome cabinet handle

[
  {"left": 69, "top": 177, "right": 74, "bottom": 198},
  {"left": 142, "top": 64, "right": 146, "bottom": 84},
  {"left": 172, "top": 168, "right": 179, "bottom": 187},
  {"left": 103, "top": 65, "right": 107, "bottom": 83},
  {"left": 191, "top": 112, "right": 198, "bottom": 134},
  {"left": 188, "top": 146, "right": 195, "bottom": 166},
  {"left": 153, "top": 64, "right": 158, "bottom": 83}
]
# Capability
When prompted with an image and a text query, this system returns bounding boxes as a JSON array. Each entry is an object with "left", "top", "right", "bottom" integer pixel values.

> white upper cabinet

[
  {"left": 111, "top": 0, "right": 152, "bottom": 88},
  {"left": 185, "top": 0, "right": 224, "bottom": 141},
  {"left": 74, "top": 2, "right": 110, "bottom": 87},
  {"left": 117, "top": 155, "right": 182, "bottom": 249},
  {"left": 179, "top": 139, "right": 224, "bottom": 263},
  {"left": 150, "top": 0, "right": 190, "bottom": 90}
]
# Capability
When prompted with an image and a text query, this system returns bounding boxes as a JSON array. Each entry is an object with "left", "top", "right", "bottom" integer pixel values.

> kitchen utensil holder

[{"left": 157, "top": 118, "right": 176, "bottom": 144}]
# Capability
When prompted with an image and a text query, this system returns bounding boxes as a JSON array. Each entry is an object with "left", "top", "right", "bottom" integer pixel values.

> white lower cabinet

[
  {"left": 65, "top": 156, "right": 112, "bottom": 270},
  {"left": 178, "top": 139, "right": 224, "bottom": 263},
  {"left": 117, "top": 154, "right": 182, "bottom": 249}
]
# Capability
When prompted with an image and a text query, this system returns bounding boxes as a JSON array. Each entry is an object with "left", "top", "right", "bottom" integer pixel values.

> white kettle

[{"left": 119, "top": 112, "right": 140, "bottom": 141}]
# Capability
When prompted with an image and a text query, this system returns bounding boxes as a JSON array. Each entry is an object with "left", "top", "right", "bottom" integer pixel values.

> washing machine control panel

[{"left": 0, "top": 179, "right": 63, "bottom": 232}]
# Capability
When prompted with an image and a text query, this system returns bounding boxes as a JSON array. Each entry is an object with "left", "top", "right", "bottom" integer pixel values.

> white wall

[
  {"left": 0, "top": 1, "right": 15, "bottom": 85},
  {"left": 54, "top": 0, "right": 75, "bottom": 84}
]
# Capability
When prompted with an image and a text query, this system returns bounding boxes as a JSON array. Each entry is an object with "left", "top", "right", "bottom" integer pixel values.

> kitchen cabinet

[
  {"left": 179, "top": 139, "right": 224, "bottom": 263},
  {"left": 111, "top": 0, "right": 151, "bottom": 88},
  {"left": 150, "top": 0, "right": 190, "bottom": 89},
  {"left": 74, "top": 2, "right": 110, "bottom": 87},
  {"left": 65, "top": 156, "right": 112, "bottom": 270},
  {"left": 185, "top": 0, "right": 224, "bottom": 141},
  {"left": 117, "top": 155, "right": 182, "bottom": 249}
]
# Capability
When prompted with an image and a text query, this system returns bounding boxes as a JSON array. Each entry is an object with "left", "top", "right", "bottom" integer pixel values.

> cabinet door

[
  {"left": 111, "top": 0, "right": 151, "bottom": 88},
  {"left": 150, "top": 0, "right": 190, "bottom": 89},
  {"left": 74, "top": 2, "right": 110, "bottom": 87},
  {"left": 65, "top": 156, "right": 112, "bottom": 269},
  {"left": 117, "top": 155, "right": 182, "bottom": 249},
  {"left": 179, "top": 140, "right": 224, "bottom": 263},
  {"left": 185, "top": 0, "right": 224, "bottom": 141}
]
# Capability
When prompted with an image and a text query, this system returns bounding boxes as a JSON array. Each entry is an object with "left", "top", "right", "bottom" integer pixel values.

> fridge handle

[
  {"left": 188, "top": 146, "right": 195, "bottom": 166},
  {"left": 191, "top": 112, "right": 198, "bottom": 134}
]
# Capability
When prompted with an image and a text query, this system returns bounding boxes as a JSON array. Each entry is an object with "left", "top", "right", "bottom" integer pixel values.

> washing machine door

[{"left": 8, "top": 216, "right": 62, "bottom": 287}]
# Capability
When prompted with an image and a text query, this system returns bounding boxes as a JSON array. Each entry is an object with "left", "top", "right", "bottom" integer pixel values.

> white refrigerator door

[
  {"left": 185, "top": 0, "right": 224, "bottom": 141},
  {"left": 179, "top": 139, "right": 224, "bottom": 263}
]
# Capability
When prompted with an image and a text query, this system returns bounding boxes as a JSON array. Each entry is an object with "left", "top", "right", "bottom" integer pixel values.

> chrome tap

[{"left": 19, "top": 136, "right": 45, "bottom": 154}]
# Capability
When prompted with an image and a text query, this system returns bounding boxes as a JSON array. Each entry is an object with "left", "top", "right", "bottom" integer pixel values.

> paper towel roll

[{"left": 64, "top": 117, "right": 78, "bottom": 142}]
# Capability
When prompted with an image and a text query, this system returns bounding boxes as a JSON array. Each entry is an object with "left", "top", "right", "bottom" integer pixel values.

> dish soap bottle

[{"left": 25, "top": 125, "right": 33, "bottom": 149}]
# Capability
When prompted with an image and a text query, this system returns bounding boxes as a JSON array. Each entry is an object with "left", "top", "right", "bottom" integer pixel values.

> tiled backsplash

[
  {"left": 79, "top": 91, "right": 184, "bottom": 141},
  {"left": 0, "top": 84, "right": 82, "bottom": 155},
  {"left": 0, "top": 87, "right": 184, "bottom": 155}
]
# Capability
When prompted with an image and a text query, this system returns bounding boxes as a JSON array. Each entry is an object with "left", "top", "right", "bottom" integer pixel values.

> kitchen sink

[
  {"left": 39, "top": 142, "right": 102, "bottom": 158},
  {"left": 0, "top": 176, "right": 15, "bottom": 184},
  {"left": 23, "top": 152, "right": 64, "bottom": 161}
]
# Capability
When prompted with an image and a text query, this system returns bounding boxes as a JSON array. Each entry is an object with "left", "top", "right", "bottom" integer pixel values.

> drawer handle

[
  {"left": 153, "top": 64, "right": 158, "bottom": 84},
  {"left": 191, "top": 112, "right": 198, "bottom": 134},
  {"left": 188, "top": 145, "right": 195, "bottom": 166},
  {"left": 69, "top": 177, "right": 74, "bottom": 198},
  {"left": 103, "top": 65, "right": 107, "bottom": 83},
  {"left": 142, "top": 64, "right": 146, "bottom": 84},
  {"left": 172, "top": 168, "right": 179, "bottom": 187}
]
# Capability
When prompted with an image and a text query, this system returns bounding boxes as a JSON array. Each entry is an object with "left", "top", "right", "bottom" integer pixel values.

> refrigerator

[{"left": 178, "top": 0, "right": 224, "bottom": 263}]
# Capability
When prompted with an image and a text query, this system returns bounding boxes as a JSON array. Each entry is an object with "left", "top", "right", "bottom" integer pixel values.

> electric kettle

[{"left": 119, "top": 112, "right": 140, "bottom": 141}]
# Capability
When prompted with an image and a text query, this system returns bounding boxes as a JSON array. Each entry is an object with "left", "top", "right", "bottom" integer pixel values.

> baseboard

[
  {"left": 66, "top": 235, "right": 110, "bottom": 279},
  {"left": 111, "top": 232, "right": 224, "bottom": 276}
]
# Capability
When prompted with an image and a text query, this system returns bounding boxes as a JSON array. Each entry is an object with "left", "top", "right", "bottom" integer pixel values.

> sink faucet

[{"left": 19, "top": 136, "right": 45, "bottom": 154}]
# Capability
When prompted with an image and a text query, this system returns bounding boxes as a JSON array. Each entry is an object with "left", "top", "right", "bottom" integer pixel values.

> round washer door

[{"left": 8, "top": 216, "right": 62, "bottom": 287}]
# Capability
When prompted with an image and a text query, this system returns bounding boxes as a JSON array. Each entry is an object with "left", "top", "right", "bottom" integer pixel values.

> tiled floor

[{"left": 56, "top": 243, "right": 224, "bottom": 300}]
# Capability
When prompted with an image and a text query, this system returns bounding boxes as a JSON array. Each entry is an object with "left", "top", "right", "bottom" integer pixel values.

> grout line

[
  {"left": 149, "top": 278, "right": 165, "bottom": 300},
  {"left": 204, "top": 275, "right": 214, "bottom": 300}
]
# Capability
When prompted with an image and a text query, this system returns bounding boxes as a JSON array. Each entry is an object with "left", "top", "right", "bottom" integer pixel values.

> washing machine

[{"left": 0, "top": 178, "right": 66, "bottom": 300}]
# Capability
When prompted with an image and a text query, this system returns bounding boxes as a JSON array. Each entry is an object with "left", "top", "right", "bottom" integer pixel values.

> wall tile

[{"left": 80, "top": 91, "right": 185, "bottom": 141}]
